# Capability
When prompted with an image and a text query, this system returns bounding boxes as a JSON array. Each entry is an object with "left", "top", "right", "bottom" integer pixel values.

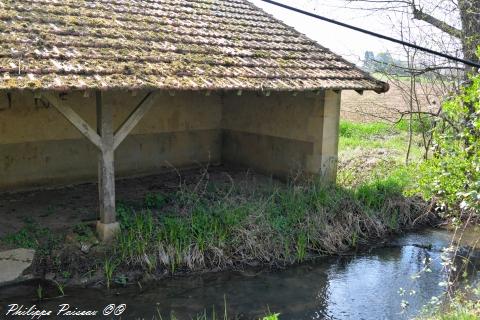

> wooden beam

[
  {"left": 113, "top": 92, "right": 156, "bottom": 150},
  {"left": 96, "top": 91, "right": 117, "bottom": 226},
  {"left": 42, "top": 92, "right": 102, "bottom": 150},
  {"left": 43, "top": 91, "right": 122, "bottom": 240}
]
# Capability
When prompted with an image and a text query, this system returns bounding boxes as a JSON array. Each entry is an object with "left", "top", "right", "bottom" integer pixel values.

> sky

[{"left": 249, "top": 0, "right": 460, "bottom": 66}]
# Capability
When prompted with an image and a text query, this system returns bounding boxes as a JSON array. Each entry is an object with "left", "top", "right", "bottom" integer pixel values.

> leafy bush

[
  {"left": 418, "top": 285, "right": 480, "bottom": 320},
  {"left": 417, "top": 72, "right": 480, "bottom": 216}
]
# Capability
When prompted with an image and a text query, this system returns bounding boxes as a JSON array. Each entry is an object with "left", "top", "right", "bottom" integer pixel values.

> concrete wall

[
  {"left": 0, "top": 89, "right": 341, "bottom": 191},
  {"left": 0, "top": 91, "right": 222, "bottom": 191},
  {"left": 221, "top": 90, "right": 341, "bottom": 180}
]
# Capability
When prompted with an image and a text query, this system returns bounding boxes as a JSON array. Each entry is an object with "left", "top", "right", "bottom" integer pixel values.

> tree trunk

[
  {"left": 459, "top": 0, "right": 480, "bottom": 69},
  {"left": 411, "top": 0, "right": 479, "bottom": 70}
]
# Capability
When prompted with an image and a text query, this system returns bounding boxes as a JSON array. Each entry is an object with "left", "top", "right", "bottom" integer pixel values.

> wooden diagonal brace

[
  {"left": 113, "top": 92, "right": 157, "bottom": 150},
  {"left": 41, "top": 92, "right": 102, "bottom": 150}
]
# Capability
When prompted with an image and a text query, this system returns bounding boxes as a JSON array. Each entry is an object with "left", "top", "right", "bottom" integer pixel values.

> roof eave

[{"left": 373, "top": 81, "right": 390, "bottom": 94}]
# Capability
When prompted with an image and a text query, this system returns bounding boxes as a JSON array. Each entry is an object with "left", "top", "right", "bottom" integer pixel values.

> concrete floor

[{"left": 0, "top": 248, "right": 35, "bottom": 285}]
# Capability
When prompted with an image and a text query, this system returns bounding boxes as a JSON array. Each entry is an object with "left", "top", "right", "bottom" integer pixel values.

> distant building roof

[{"left": 0, "top": 0, "right": 388, "bottom": 93}]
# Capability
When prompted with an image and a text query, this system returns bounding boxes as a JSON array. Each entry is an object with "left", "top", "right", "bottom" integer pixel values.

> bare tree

[
  {"left": 412, "top": 0, "right": 480, "bottom": 65},
  {"left": 342, "top": 0, "right": 479, "bottom": 69}
]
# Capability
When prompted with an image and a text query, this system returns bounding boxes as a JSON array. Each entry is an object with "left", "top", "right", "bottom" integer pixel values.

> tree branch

[{"left": 411, "top": 4, "right": 462, "bottom": 38}]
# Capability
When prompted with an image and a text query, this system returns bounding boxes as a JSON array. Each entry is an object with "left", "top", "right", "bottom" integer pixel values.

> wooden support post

[
  {"left": 42, "top": 91, "right": 157, "bottom": 241},
  {"left": 96, "top": 91, "right": 119, "bottom": 241}
]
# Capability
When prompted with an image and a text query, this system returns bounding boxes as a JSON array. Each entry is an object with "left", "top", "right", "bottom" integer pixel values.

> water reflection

[{"left": 0, "top": 229, "right": 478, "bottom": 320}]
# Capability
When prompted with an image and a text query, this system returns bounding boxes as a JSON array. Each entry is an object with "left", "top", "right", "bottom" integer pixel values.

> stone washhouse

[{"left": 0, "top": 0, "right": 388, "bottom": 240}]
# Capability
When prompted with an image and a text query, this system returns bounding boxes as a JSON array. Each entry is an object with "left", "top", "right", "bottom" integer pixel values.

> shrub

[{"left": 417, "top": 72, "right": 480, "bottom": 217}]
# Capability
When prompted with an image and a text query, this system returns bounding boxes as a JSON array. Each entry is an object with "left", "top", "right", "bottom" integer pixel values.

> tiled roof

[{"left": 0, "top": 0, "right": 388, "bottom": 92}]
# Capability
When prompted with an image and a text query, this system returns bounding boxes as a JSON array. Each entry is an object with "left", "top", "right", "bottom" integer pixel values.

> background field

[{"left": 341, "top": 80, "right": 441, "bottom": 122}]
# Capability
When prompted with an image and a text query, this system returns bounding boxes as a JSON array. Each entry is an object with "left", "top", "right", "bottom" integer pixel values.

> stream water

[{"left": 0, "top": 228, "right": 478, "bottom": 320}]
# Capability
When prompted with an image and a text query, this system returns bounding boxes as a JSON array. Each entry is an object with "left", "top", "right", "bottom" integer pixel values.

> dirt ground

[
  {"left": 0, "top": 165, "right": 272, "bottom": 241},
  {"left": 341, "top": 80, "right": 442, "bottom": 122}
]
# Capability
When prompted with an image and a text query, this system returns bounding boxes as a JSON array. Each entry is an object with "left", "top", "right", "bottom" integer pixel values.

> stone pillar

[
  {"left": 306, "top": 90, "right": 341, "bottom": 182},
  {"left": 320, "top": 90, "right": 341, "bottom": 182}
]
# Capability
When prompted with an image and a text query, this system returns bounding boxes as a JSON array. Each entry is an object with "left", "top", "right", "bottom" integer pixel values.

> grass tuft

[{"left": 111, "top": 171, "right": 430, "bottom": 274}]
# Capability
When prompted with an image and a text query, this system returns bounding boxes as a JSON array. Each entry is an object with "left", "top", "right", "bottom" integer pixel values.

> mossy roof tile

[{"left": 0, "top": 0, "right": 388, "bottom": 92}]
